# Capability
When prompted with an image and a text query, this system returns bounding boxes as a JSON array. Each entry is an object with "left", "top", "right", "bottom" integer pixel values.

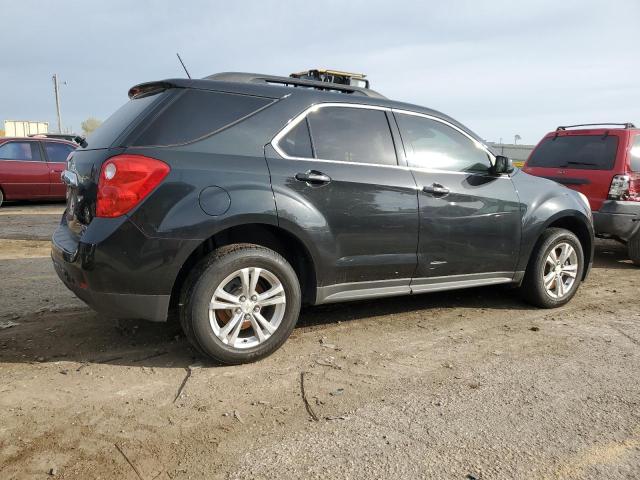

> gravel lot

[{"left": 1, "top": 203, "right": 639, "bottom": 479}]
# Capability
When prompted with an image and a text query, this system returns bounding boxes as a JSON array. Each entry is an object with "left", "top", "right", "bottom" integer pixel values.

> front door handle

[
  {"left": 422, "top": 183, "right": 450, "bottom": 197},
  {"left": 295, "top": 170, "right": 331, "bottom": 185}
]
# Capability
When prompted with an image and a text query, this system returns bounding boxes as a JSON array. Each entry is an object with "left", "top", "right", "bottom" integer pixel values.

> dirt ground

[{"left": 1, "top": 202, "right": 639, "bottom": 480}]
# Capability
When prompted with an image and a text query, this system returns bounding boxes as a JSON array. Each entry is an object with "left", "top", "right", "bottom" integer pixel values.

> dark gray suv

[{"left": 52, "top": 72, "right": 594, "bottom": 364}]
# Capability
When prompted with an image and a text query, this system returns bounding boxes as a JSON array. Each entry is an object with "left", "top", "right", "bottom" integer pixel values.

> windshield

[{"left": 528, "top": 135, "right": 618, "bottom": 170}]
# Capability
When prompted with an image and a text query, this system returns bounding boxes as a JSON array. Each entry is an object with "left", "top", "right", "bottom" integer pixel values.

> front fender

[{"left": 513, "top": 171, "right": 594, "bottom": 274}]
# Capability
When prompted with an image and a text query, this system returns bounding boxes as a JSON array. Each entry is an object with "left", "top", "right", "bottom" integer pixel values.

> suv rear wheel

[
  {"left": 521, "top": 228, "right": 584, "bottom": 308},
  {"left": 629, "top": 235, "right": 640, "bottom": 266},
  {"left": 180, "top": 244, "right": 301, "bottom": 364}
]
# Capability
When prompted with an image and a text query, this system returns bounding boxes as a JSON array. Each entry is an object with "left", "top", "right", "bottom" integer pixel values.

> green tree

[{"left": 81, "top": 117, "right": 102, "bottom": 136}]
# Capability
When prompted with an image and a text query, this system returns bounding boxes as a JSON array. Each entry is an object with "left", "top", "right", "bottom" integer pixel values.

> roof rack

[
  {"left": 204, "top": 72, "right": 386, "bottom": 99},
  {"left": 556, "top": 123, "right": 636, "bottom": 131}
]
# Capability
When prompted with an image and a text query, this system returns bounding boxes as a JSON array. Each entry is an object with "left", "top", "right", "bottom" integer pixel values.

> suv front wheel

[
  {"left": 180, "top": 244, "right": 302, "bottom": 364},
  {"left": 521, "top": 228, "right": 585, "bottom": 308}
]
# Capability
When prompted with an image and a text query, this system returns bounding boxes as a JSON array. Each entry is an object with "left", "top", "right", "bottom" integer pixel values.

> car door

[
  {"left": 267, "top": 103, "right": 419, "bottom": 303},
  {"left": 43, "top": 141, "right": 75, "bottom": 197},
  {"left": 392, "top": 111, "right": 521, "bottom": 290},
  {"left": 0, "top": 140, "right": 49, "bottom": 198}
]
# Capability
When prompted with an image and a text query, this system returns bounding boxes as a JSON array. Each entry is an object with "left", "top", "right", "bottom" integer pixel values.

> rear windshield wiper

[{"left": 562, "top": 161, "right": 598, "bottom": 167}]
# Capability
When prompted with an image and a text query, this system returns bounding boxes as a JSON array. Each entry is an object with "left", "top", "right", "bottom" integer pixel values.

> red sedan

[{"left": 0, "top": 137, "right": 76, "bottom": 207}]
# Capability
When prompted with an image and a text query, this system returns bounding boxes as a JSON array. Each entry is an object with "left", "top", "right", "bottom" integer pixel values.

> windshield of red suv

[{"left": 528, "top": 135, "right": 618, "bottom": 170}]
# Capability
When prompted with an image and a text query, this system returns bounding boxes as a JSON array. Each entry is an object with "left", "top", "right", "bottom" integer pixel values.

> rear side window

[
  {"left": 280, "top": 119, "right": 313, "bottom": 158},
  {"left": 630, "top": 136, "right": 640, "bottom": 172},
  {"left": 528, "top": 135, "right": 619, "bottom": 170},
  {"left": 395, "top": 113, "right": 491, "bottom": 172},
  {"left": 132, "top": 90, "right": 273, "bottom": 146},
  {"left": 0, "top": 141, "right": 42, "bottom": 161},
  {"left": 306, "top": 106, "right": 397, "bottom": 165},
  {"left": 83, "top": 90, "right": 166, "bottom": 149},
  {"left": 44, "top": 142, "right": 75, "bottom": 162}
]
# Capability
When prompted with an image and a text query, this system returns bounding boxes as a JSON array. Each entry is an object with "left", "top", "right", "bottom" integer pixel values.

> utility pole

[{"left": 52, "top": 74, "right": 62, "bottom": 133}]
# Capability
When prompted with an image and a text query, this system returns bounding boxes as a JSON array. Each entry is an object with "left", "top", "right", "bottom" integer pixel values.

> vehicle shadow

[
  {"left": 0, "top": 284, "right": 532, "bottom": 370},
  {"left": 0, "top": 240, "right": 631, "bottom": 369},
  {"left": 592, "top": 238, "right": 636, "bottom": 270},
  {"left": 0, "top": 199, "right": 66, "bottom": 208}
]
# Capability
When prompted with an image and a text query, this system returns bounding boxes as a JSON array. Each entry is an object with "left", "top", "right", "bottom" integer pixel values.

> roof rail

[
  {"left": 204, "top": 72, "right": 386, "bottom": 99},
  {"left": 556, "top": 123, "right": 636, "bottom": 131}
]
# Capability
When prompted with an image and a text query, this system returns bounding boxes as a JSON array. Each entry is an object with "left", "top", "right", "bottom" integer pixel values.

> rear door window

[
  {"left": 630, "top": 136, "right": 640, "bottom": 172},
  {"left": 0, "top": 141, "right": 42, "bottom": 161},
  {"left": 306, "top": 106, "right": 397, "bottom": 166},
  {"left": 44, "top": 142, "right": 75, "bottom": 162},
  {"left": 528, "top": 135, "right": 619, "bottom": 170},
  {"left": 280, "top": 119, "right": 313, "bottom": 158},
  {"left": 132, "top": 90, "right": 273, "bottom": 146}
]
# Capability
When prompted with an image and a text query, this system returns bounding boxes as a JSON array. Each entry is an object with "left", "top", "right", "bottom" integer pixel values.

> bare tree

[{"left": 81, "top": 117, "right": 102, "bottom": 136}]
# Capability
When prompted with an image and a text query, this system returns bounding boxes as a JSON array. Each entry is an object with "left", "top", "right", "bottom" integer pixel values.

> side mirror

[{"left": 492, "top": 155, "right": 514, "bottom": 175}]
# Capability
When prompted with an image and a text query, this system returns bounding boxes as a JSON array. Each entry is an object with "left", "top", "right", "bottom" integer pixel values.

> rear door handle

[
  {"left": 422, "top": 183, "right": 450, "bottom": 197},
  {"left": 295, "top": 170, "right": 331, "bottom": 185}
]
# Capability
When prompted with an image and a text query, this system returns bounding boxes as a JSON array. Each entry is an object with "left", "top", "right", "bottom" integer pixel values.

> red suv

[
  {"left": 523, "top": 123, "right": 640, "bottom": 264},
  {"left": 0, "top": 137, "right": 76, "bottom": 207}
]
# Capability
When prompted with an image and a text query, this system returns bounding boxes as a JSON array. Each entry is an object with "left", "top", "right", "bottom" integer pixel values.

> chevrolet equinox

[{"left": 52, "top": 72, "right": 594, "bottom": 364}]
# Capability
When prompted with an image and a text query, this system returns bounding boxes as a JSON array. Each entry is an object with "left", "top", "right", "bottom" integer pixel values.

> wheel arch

[
  {"left": 527, "top": 212, "right": 593, "bottom": 281},
  {"left": 169, "top": 222, "right": 319, "bottom": 312}
]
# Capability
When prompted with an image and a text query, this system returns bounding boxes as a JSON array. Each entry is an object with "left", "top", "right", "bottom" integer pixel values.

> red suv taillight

[
  {"left": 608, "top": 174, "right": 640, "bottom": 202},
  {"left": 96, "top": 154, "right": 170, "bottom": 218}
]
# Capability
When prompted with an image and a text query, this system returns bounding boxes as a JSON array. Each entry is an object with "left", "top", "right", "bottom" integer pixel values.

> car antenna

[{"left": 176, "top": 53, "right": 191, "bottom": 79}]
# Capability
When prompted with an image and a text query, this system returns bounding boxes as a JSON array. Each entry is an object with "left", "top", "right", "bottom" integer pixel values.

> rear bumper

[
  {"left": 52, "top": 239, "right": 171, "bottom": 322},
  {"left": 51, "top": 217, "right": 199, "bottom": 322},
  {"left": 593, "top": 201, "right": 640, "bottom": 242}
]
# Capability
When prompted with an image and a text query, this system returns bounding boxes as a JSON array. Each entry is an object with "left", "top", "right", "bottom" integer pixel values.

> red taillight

[
  {"left": 608, "top": 173, "right": 640, "bottom": 202},
  {"left": 96, "top": 154, "right": 170, "bottom": 218},
  {"left": 630, "top": 174, "right": 640, "bottom": 202}
]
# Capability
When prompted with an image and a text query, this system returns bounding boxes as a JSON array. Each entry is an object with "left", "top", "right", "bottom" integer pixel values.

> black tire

[
  {"left": 521, "top": 228, "right": 585, "bottom": 308},
  {"left": 629, "top": 235, "right": 640, "bottom": 266},
  {"left": 180, "top": 243, "right": 301, "bottom": 364},
  {"left": 0, "top": 188, "right": 4, "bottom": 208}
]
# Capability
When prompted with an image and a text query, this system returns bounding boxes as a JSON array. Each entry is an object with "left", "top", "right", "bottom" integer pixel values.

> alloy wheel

[
  {"left": 208, "top": 267, "right": 286, "bottom": 349},
  {"left": 543, "top": 242, "right": 579, "bottom": 299}
]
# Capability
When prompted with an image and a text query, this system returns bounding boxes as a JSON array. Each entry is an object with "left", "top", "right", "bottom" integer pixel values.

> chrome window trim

[{"left": 270, "top": 102, "right": 498, "bottom": 177}]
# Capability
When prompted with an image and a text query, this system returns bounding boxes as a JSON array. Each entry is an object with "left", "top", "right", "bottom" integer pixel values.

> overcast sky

[{"left": 2, "top": 0, "right": 638, "bottom": 144}]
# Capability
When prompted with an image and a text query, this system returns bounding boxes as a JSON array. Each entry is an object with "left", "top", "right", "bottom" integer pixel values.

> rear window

[
  {"left": 83, "top": 89, "right": 167, "bottom": 150},
  {"left": 528, "top": 135, "right": 619, "bottom": 170},
  {"left": 131, "top": 90, "right": 273, "bottom": 146}
]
